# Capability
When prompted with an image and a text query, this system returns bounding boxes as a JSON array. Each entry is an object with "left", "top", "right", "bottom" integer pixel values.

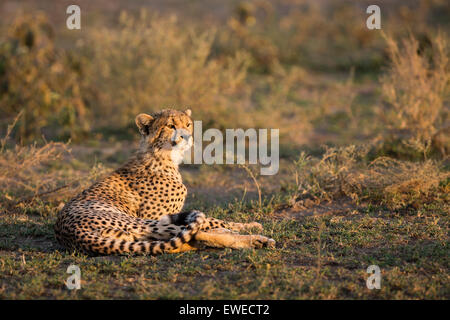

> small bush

[
  {"left": 380, "top": 33, "right": 450, "bottom": 157},
  {"left": 0, "top": 113, "right": 108, "bottom": 208},
  {"left": 292, "top": 145, "right": 448, "bottom": 210},
  {"left": 0, "top": 13, "right": 90, "bottom": 142},
  {"left": 0, "top": 113, "right": 70, "bottom": 203}
]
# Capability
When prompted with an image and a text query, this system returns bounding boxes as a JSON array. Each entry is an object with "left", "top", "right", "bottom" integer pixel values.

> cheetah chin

[{"left": 170, "top": 131, "right": 193, "bottom": 165}]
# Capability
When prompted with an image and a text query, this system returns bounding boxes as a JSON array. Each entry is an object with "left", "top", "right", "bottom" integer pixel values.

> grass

[
  {"left": 380, "top": 33, "right": 449, "bottom": 156},
  {"left": 0, "top": 141, "right": 448, "bottom": 299},
  {"left": 0, "top": 189, "right": 448, "bottom": 299},
  {"left": 290, "top": 145, "right": 449, "bottom": 210}
]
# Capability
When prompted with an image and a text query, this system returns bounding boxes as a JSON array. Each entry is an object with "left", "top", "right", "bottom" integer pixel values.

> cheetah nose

[
  {"left": 181, "top": 133, "right": 191, "bottom": 141},
  {"left": 172, "top": 129, "right": 191, "bottom": 144}
]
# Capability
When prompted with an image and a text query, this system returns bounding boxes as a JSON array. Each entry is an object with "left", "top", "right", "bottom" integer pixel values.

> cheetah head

[{"left": 135, "top": 108, "right": 193, "bottom": 165}]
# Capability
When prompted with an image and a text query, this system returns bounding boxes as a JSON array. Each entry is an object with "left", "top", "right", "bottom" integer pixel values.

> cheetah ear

[
  {"left": 184, "top": 109, "right": 192, "bottom": 117},
  {"left": 135, "top": 113, "right": 154, "bottom": 135}
]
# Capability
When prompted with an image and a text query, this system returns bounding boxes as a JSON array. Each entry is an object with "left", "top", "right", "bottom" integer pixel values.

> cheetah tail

[{"left": 76, "top": 212, "right": 205, "bottom": 255}]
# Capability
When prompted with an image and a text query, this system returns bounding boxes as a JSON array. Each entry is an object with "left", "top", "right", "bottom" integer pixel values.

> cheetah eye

[{"left": 187, "top": 123, "right": 191, "bottom": 128}]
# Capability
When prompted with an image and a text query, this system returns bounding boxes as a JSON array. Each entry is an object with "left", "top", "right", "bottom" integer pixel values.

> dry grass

[
  {"left": 86, "top": 11, "right": 250, "bottom": 130},
  {"left": 291, "top": 145, "right": 449, "bottom": 210},
  {"left": 0, "top": 13, "right": 89, "bottom": 141},
  {"left": 239, "top": 164, "right": 263, "bottom": 212},
  {"left": 0, "top": 0, "right": 448, "bottom": 300},
  {"left": 380, "top": 33, "right": 450, "bottom": 156},
  {"left": 0, "top": 113, "right": 110, "bottom": 210},
  {"left": 0, "top": 142, "right": 68, "bottom": 199},
  {"left": 216, "top": 0, "right": 387, "bottom": 72},
  {"left": 1, "top": 5, "right": 448, "bottom": 150},
  {"left": 0, "top": 113, "right": 69, "bottom": 202},
  {"left": 365, "top": 157, "right": 448, "bottom": 208}
]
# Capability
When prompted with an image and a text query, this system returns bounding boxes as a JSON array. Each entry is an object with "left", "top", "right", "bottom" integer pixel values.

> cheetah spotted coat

[{"left": 54, "top": 109, "right": 275, "bottom": 255}]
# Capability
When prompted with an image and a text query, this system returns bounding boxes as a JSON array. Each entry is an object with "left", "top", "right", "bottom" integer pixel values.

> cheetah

[{"left": 54, "top": 108, "right": 275, "bottom": 255}]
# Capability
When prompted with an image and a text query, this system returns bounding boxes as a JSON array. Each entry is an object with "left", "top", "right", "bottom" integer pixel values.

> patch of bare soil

[
  {"left": 181, "top": 164, "right": 288, "bottom": 207},
  {"left": 274, "top": 198, "right": 363, "bottom": 221},
  {"left": 0, "top": 235, "right": 60, "bottom": 253}
]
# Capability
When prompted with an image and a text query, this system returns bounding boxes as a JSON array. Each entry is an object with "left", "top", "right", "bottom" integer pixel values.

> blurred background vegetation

[{"left": 0, "top": 0, "right": 448, "bottom": 156}]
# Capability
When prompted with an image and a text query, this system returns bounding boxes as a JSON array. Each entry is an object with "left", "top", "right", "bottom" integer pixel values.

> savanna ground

[{"left": 0, "top": 0, "right": 449, "bottom": 299}]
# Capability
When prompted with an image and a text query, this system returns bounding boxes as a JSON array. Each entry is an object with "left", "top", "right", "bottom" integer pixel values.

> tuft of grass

[
  {"left": 0, "top": 113, "right": 109, "bottom": 210},
  {"left": 0, "top": 13, "right": 90, "bottom": 142},
  {"left": 239, "top": 164, "right": 263, "bottom": 213},
  {"left": 291, "top": 145, "right": 448, "bottom": 210},
  {"left": 0, "top": 116, "right": 70, "bottom": 204}
]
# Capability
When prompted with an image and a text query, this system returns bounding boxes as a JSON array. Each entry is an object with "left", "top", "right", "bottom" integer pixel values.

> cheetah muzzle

[{"left": 54, "top": 108, "right": 276, "bottom": 255}]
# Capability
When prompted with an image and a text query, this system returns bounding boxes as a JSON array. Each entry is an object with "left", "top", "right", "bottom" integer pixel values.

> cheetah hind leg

[
  {"left": 193, "top": 229, "right": 276, "bottom": 249},
  {"left": 158, "top": 211, "right": 275, "bottom": 251}
]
